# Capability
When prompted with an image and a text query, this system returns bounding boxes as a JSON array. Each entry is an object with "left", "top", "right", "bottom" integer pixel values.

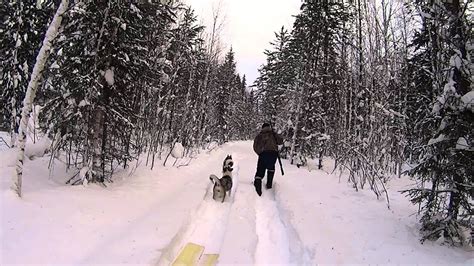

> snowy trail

[
  {"left": 157, "top": 141, "right": 306, "bottom": 265},
  {"left": 156, "top": 160, "right": 240, "bottom": 265},
  {"left": 217, "top": 143, "right": 258, "bottom": 264},
  {"left": 254, "top": 187, "right": 291, "bottom": 265},
  {"left": 218, "top": 142, "right": 308, "bottom": 265}
]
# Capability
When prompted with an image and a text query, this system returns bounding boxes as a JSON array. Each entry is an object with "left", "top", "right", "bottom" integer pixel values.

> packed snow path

[
  {"left": 156, "top": 162, "right": 240, "bottom": 265},
  {"left": 254, "top": 186, "right": 291, "bottom": 264},
  {"left": 218, "top": 143, "right": 308, "bottom": 265},
  {"left": 157, "top": 142, "right": 307, "bottom": 265}
]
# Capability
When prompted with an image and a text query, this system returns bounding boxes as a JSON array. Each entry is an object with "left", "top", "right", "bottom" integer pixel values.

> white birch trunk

[
  {"left": 10, "top": 98, "right": 17, "bottom": 147},
  {"left": 13, "top": 0, "right": 69, "bottom": 197}
]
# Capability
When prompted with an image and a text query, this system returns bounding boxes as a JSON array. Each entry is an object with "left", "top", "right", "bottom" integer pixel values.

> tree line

[
  {"left": 255, "top": 0, "right": 472, "bottom": 247},
  {"left": 0, "top": 1, "right": 258, "bottom": 186}
]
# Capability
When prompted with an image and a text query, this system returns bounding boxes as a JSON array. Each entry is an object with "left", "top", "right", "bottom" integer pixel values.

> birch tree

[
  {"left": 40, "top": 1, "right": 177, "bottom": 181},
  {"left": 13, "top": 0, "right": 69, "bottom": 197}
]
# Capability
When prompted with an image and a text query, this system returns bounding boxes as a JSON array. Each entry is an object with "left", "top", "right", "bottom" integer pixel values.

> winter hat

[{"left": 262, "top": 122, "right": 271, "bottom": 128}]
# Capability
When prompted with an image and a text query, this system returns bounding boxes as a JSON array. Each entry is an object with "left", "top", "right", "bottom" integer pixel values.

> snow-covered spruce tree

[
  {"left": 212, "top": 48, "right": 239, "bottom": 144},
  {"left": 266, "top": 0, "right": 350, "bottom": 167},
  {"left": 188, "top": 34, "right": 216, "bottom": 149},
  {"left": 143, "top": 4, "right": 253, "bottom": 165},
  {"left": 154, "top": 6, "right": 207, "bottom": 164},
  {"left": 0, "top": 0, "right": 54, "bottom": 145},
  {"left": 39, "top": 1, "right": 176, "bottom": 183},
  {"left": 255, "top": 0, "right": 414, "bottom": 203},
  {"left": 402, "top": 2, "right": 440, "bottom": 163},
  {"left": 172, "top": 7, "right": 206, "bottom": 151},
  {"left": 255, "top": 26, "right": 298, "bottom": 160},
  {"left": 13, "top": 0, "right": 69, "bottom": 197},
  {"left": 255, "top": 27, "right": 295, "bottom": 127},
  {"left": 234, "top": 75, "right": 258, "bottom": 140},
  {"left": 295, "top": 0, "right": 351, "bottom": 169},
  {"left": 403, "top": 0, "right": 473, "bottom": 246}
]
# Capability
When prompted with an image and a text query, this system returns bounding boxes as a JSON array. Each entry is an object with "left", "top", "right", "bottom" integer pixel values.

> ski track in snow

[
  {"left": 255, "top": 187, "right": 291, "bottom": 265},
  {"left": 156, "top": 161, "right": 240, "bottom": 265}
]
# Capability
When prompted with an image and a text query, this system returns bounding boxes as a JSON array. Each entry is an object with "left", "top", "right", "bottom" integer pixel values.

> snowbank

[
  {"left": 24, "top": 136, "right": 51, "bottom": 159},
  {"left": 1, "top": 141, "right": 471, "bottom": 265}
]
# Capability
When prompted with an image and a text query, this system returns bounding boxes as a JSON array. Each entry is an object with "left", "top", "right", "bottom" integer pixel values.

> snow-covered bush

[{"left": 171, "top": 142, "right": 184, "bottom": 159}]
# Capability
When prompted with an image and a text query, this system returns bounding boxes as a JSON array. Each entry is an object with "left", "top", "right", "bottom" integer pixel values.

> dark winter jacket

[{"left": 253, "top": 126, "right": 284, "bottom": 155}]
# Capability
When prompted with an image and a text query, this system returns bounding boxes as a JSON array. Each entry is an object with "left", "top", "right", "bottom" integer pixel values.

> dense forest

[
  {"left": 0, "top": 0, "right": 472, "bottom": 247},
  {"left": 255, "top": 0, "right": 473, "bottom": 246}
]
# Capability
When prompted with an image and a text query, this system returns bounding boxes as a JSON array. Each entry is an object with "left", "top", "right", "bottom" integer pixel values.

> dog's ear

[{"left": 210, "top": 174, "right": 218, "bottom": 183}]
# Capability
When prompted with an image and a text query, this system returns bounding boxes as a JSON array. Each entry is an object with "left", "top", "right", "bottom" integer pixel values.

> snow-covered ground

[{"left": 1, "top": 139, "right": 472, "bottom": 265}]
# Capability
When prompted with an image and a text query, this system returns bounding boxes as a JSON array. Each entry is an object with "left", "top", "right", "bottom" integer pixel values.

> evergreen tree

[
  {"left": 39, "top": 0, "right": 177, "bottom": 183},
  {"left": 256, "top": 0, "right": 351, "bottom": 166},
  {"left": 213, "top": 48, "right": 238, "bottom": 143},
  {"left": 255, "top": 27, "right": 294, "bottom": 124},
  {"left": 0, "top": 0, "right": 54, "bottom": 145},
  {"left": 403, "top": 0, "right": 473, "bottom": 246}
]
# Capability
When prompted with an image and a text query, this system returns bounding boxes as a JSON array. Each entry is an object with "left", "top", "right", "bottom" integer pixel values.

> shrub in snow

[
  {"left": 24, "top": 136, "right": 51, "bottom": 159},
  {"left": 80, "top": 167, "right": 90, "bottom": 186},
  {"left": 306, "top": 159, "right": 319, "bottom": 172},
  {"left": 171, "top": 142, "right": 184, "bottom": 158}
]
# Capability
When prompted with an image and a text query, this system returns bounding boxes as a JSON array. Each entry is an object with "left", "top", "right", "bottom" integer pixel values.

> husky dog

[
  {"left": 209, "top": 155, "right": 234, "bottom": 202},
  {"left": 223, "top": 155, "right": 234, "bottom": 172},
  {"left": 221, "top": 155, "right": 233, "bottom": 195},
  {"left": 209, "top": 174, "right": 226, "bottom": 202}
]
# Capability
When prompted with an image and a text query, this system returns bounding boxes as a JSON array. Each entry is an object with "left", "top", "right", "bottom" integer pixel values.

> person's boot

[
  {"left": 254, "top": 178, "right": 262, "bottom": 196},
  {"left": 266, "top": 170, "right": 275, "bottom": 189}
]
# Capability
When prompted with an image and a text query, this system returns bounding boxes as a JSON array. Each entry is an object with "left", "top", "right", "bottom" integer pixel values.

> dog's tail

[{"left": 209, "top": 174, "right": 219, "bottom": 183}]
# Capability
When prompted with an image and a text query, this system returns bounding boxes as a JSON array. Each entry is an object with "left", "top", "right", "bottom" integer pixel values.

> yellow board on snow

[
  {"left": 199, "top": 254, "right": 219, "bottom": 266},
  {"left": 172, "top": 242, "right": 205, "bottom": 266}
]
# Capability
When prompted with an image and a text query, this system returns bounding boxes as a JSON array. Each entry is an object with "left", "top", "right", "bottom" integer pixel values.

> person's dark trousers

[
  {"left": 254, "top": 151, "right": 278, "bottom": 196},
  {"left": 266, "top": 170, "right": 275, "bottom": 189}
]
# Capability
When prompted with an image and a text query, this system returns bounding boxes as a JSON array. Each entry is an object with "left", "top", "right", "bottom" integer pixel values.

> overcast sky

[{"left": 184, "top": 0, "right": 301, "bottom": 86}]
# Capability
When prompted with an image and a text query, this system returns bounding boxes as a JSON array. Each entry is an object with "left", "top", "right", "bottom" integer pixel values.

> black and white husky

[
  {"left": 209, "top": 155, "right": 233, "bottom": 202},
  {"left": 223, "top": 154, "right": 234, "bottom": 172}
]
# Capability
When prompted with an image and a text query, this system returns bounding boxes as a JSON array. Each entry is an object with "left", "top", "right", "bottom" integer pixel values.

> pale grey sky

[{"left": 184, "top": 0, "right": 301, "bottom": 85}]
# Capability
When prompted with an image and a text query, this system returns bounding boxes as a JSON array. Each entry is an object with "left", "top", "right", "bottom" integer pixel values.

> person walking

[{"left": 253, "top": 122, "right": 284, "bottom": 196}]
